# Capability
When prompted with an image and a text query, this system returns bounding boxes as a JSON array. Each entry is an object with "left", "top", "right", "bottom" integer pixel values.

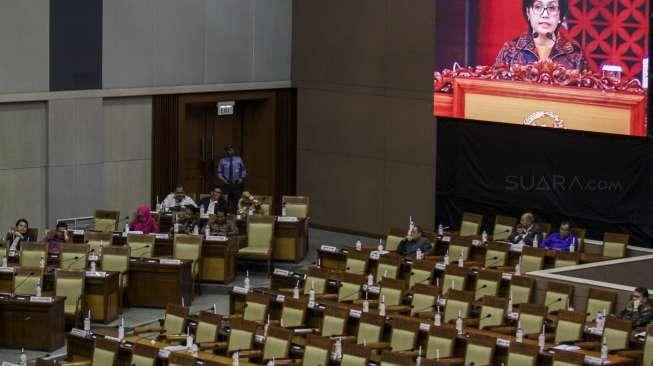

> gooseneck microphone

[
  {"left": 13, "top": 272, "right": 36, "bottom": 294},
  {"left": 485, "top": 256, "right": 503, "bottom": 268},
  {"left": 546, "top": 297, "right": 563, "bottom": 308}
]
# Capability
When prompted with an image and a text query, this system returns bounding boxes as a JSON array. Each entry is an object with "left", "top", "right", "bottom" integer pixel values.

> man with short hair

[
  {"left": 198, "top": 187, "right": 228, "bottom": 215},
  {"left": 396, "top": 225, "right": 432, "bottom": 259},
  {"left": 162, "top": 186, "right": 197, "bottom": 211},
  {"left": 619, "top": 287, "right": 653, "bottom": 328},
  {"left": 217, "top": 144, "right": 247, "bottom": 213},
  {"left": 203, "top": 212, "right": 239, "bottom": 237},
  {"left": 42, "top": 222, "right": 71, "bottom": 254},
  {"left": 507, "top": 212, "right": 543, "bottom": 245},
  {"left": 541, "top": 221, "right": 577, "bottom": 251}
]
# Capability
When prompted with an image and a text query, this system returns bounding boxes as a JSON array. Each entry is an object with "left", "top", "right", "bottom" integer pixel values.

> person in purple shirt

[
  {"left": 217, "top": 144, "right": 247, "bottom": 213},
  {"left": 41, "top": 221, "right": 71, "bottom": 254},
  {"left": 542, "top": 220, "right": 577, "bottom": 252}
]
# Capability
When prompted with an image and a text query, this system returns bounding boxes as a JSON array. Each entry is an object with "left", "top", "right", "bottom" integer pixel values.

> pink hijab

[{"left": 129, "top": 205, "right": 159, "bottom": 234}]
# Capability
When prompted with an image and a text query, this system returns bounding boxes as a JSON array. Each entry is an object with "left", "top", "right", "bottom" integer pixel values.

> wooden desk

[
  {"left": 0, "top": 295, "right": 65, "bottom": 351},
  {"left": 201, "top": 238, "right": 238, "bottom": 283},
  {"left": 126, "top": 258, "right": 193, "bottom": 308},
  {"left": 85, "top": 271, "right": 120, "bottom": 323},
  {"left": 274, "top": 218, "right": 308, "bottom": 262}
]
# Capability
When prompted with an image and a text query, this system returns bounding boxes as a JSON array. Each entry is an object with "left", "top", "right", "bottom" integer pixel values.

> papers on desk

[
  {"left": 158, "top": 345, "right": 187, "bottom": 359},
  {"left": 507, "top": 312, "right": 519, "bottom": 320},
  {"left": 419, "top": 323, "right": 431, "bottom": 332},
  {"left": 435, "top": 262, "right": 447, "bottom": 270},
  {"left": 123, "top": 230, "right": 144, "bottom": 237},
  {"left": 441, "top": 236, "right": 451, "bottom": 242},
  {"left": 553, "top": 344, "right": 581, "bottom": 351},
  {"left": 0, "top": 267, "right": 15, "bottom": 273},
  {"left": 320, "top": 245, "right": 337, "bottom": 252},
  {"left": 159, "top": 259, "right": 181, "bottom": 265},
  {"left": 278, "top": 216, "right": 299, "bottom": 222},
  {"left": 437, "top": 298, "right": 447, "bottom": 306},
  {"left": 154, "top": 233, "right": 169, "bottom": 240},
  {"left": 88, "top": 255, "right": 99, "bottom": 261},
  {"left": 205, "top": 235, "right": 228, "bottom": 242},
  {"left": 276, "top": 294, "right": 286, "bottom": 303},
  {"left": 349, "top": 309, "right": 362, "bottom": 318},
  {"left": 255, "top": 335, "right": 266, "bottom": 343},
  {"left": 73, "top": 229, "right": 85, "bottom": 235},
  {"left": 30, "top": 296, "right": 53, "bottom": 303},
  {"left": 2, "top": 361, "right": 21, "bottom": 366},
  {"left": 635, "top": 331, "right": 647, "bottom": 338},
  {"left": 502, "top": 273, "right": 513, "bottom": 280},
  {"left": 273, "top": 268, "right": 291, "bottom": 276},
  {"left": 583, "top": 355, "right": 604, "bottom": 365},
  {"left": 366, "top": 286, "right": 380, "bottom": 294},
  {"left": 472, "top": 239, "right": 482, "bottom": 246},
  {"left": 370, "top": 250, "right": 390, "bottom": 260},
  {"left": 585, "top": 326, "right": 604, "bottom": 336},
  {"left": 85, "top": 271, "right": 107, "bottom": 277},
  {"left": 70, "top": 328, "right": 90, "bottom": 338},
  {"left": 510, "top": 243, "right": 525, "bottom": 252}
]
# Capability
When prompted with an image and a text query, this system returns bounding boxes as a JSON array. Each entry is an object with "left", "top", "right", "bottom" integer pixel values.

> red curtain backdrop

[{"left": 475, "top": 0, "right": 650, "bottom": 81}]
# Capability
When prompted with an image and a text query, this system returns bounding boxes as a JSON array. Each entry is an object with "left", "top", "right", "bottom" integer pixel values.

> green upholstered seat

[
  {"left": 493, "top": 224, "right": 513, "bottom": 241},
  {"left": 163, "top": 313, "right": 185, "bottom": 335},
  {"left": 460, "top": 221, "right": 479, "bottom": 236},
  {"left": 304, "top": 277, "right": 326, "bottom": 295},
  {"left": 520, "top": 255, "right": 544, "bottom": 273},
  {"left": 101, "top": 253, "right": 129, "bottom": 287},
  {"left": 411, "top": 293, "right": 436, "bottom": 316},
  {"left": 479, "top": 305, "right": 504, "bottom": 329},
  {"left": 357, "top": 323, "right": 382, "bottom": 344},
  {"left": 322, "top": 315, "right": 346, "bottom": 337},
  {"left": 554, "top": 320, "right": 583, "bottom": 344},
  {"left": 604, "top": 327, "right": 629, "bottom": 351},
  {"left": 345, "top": 257, "right": 367, "bottom": 274},
  {"left": 243, "top": 301, "right": 267, "bottom": 322},
  {"left": 448, "top": 244, "right": 469, "bottom": 262},
  {"left": 603, "top": 241, "right": 626, "bottom": 258},
  {"left": 338, "top": 282, "right": 361, "bottom": 302},
  {"left": 20, "top": 249, "right": 45, "bottom": 268},
  {"left": 442, "top": 274, "right": 465, "bottom": 295},
  {"left": 14, "top": 273, "right": 40, "bottom": 295},
  {"left": 585, "top": 298, "right": 612, "bottom": 321},
  {"left": 228, "top": 328, "right": 254, "bottom": 352},
  {"left": 506, "top": 352, "right": 537, "bottom": 366},
  {"left": 474, "top": 278, "right": 499, "bottom": 300},
  {"left": 409, "top": 268, "right": 431, "bottom": 288},
  {"left": 390, "top": 328, "right": 415, "bottom": 351},
  {"left": 93, "top": 218, "right": 117, "bottom": 232},
  {"left": 380, "top": 287, "right": 402, "bottom": 306},
  {"left": 519, "top": 313, "right": 544, "bottom": 335},
  {"left": 642, "top": 333, "right": 653, "bottom": 366},
  {"left": 195, "top": 321, "right": 218, "bottom": 343},
  {"left": 60, "top": 251, "right": 87, "bottom": 270},
  {"left": 262, "top": 336, "right": 289, "bottom": 360},
  {"left": 128, "top": 235, "right": 155, "bottom": 258},
  {"left": 555, "top": 259, "right": 577, "bottom": 268},
  {"left": 244, "top": 222, "right": 274, "bottom": 252},
  {"left": 544, "top": 291, "right": 569, "bottom": 313},
  {"left": 444, "top": 299, "right": 470, "bottom": 323},
  {"left": 375, "top": 263, "right": 398, "bottom": 282},
  {"left": 509, "top": 283, "right": 531, "bottom": 305},
  {"left": 426, "top": 334, "right": 455, "bottom": 359},
  {"left": 285, "top": 203, "right": 307, "bottom": 218},
  {"left": 56, "top": 277, "right": 84, "bottom": 316},
  {"left": 465, "top": 343, "right": 493, "bottom": 366},
  {"left": 92, "top": 347, "right": 117, "bottom": 366},
  {"left": 484, "top": 249, "right": 507, "bottom": 267},
  {"left": 341, "top": 354, "right": 367, "bottom": 366},
  {"left": 174, "top": 241, "right": 201, "bottom": 275},
  {"left": 281, "top": 306, "right": 305, "bottom": 328},
  {"left": 385, "top": 235, "right": 404, "bottom": 251},
  {"left": 131, "top": 354, "right": 156, "bottom": 366},
  {"left": 303, "top": 345, "right": 328, "bottom": 366}
]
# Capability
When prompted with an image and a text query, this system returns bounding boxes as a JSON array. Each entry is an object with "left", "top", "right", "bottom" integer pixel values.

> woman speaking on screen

[{"left": 494, "top": 0, "right": 588, "bottom": 71}]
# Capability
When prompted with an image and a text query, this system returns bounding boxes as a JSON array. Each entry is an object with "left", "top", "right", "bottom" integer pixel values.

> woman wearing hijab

[{"left": 129, "top": 205, "right": 159, "bottom": 234}]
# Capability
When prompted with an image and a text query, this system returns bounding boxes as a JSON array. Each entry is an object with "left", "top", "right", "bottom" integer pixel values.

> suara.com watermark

[{"left": 505, "top": 174, "right": 623, "bottom": 192}]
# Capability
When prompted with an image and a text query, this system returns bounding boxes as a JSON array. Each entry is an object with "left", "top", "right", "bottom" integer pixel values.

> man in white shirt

[{"left": 162, "top": 186, "right": 197, "bottom": 211}]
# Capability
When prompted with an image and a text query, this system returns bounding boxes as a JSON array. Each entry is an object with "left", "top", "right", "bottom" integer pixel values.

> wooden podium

[{"left": 435, "top": 78, "right": 647, "bottom": 136}]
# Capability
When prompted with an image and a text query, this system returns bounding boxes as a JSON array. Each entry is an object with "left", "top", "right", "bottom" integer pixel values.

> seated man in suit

[
  {"left": 541, "top": 220, "right": 576, "bottom": 252},
  {"left": 162, "top": 186, "right": 197, "bottom": 212},
  {"left": 507, "top": 212, "right": 543, "bottom": 246},
  {"left": 172, "top": 205, "right": 198, "bottom": 234},
  {"left": 619, "top": 287, "right": 653, "bottom": 328},
  {"left": 198, "top": 187, "right": 228, "bottom": 215},
  {"left": 396, "top": 225, "right": 432, "bottom": 259},
  {"left": 5, "top": 218, "right": 35, "bottom": 255},
  {"left": 203, "top": 212, "right": 239, "bottom": 237}
]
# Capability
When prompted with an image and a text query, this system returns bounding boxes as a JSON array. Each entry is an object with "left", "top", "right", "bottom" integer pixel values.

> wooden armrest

[
  {"left": 575, "top": 341, "right": 600, "bottom": 350},
  {"left": 430, "top": 357, "right": 465, "bottom": 366},
  {"left": 463, "top": 318, "right": 480, "bottom": 327},
  {"left": 484, "top": 325, "right": 516, "bottom": 335},
  {"left": 316, "top": 293, "right": 338, "bottom": 300},
  {"left": 352, "top": 299, "right": 379, "bottom": 306},
  {"left": 198, "top": 341, "right": 227, "bottom": 350},
  {"left": 365, "top": 341, "right": 391, "bottom": 350},
  {"left": 238, "top": 349, "right": 262, "bottom": 358},
  {"left": 60, "top": 362, "right": 92, "bottom": 366},
  {"left": 495, "top": 266, "right": 514, "bottom": 272},
  {"left": 608, "top": 348, "right": 631, "bottom": 354},
  {"left": 265, "top": 358, "right": 300, "bottom": 365},
  {"left": 524, "top": 332, "right": 554, "bottom": 342},
  {"left": 224, "top": 313, "right": 243, "bottom": 320},
  {"left": 425, "top": 255, "right": 442, "bottom": 261},
  {"left": 133, "top": 326, "right": 163, "bottom": 334},
  {"left": 415, "top": 311, "right": 436, "bottom": 319},
  {"left": 339, "top": 336, "right": 357, "bottom": 343},
  {"left": 386, "top": 305, "right": 411, "bottom": 312},
  {"left": 616, "top": 350, "right": 643, "bottom": 359},
  {"left": 164, "top": 334, "right": 187, "bottom": 342}
]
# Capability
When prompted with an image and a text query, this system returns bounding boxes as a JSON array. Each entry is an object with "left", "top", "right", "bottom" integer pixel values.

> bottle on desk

[
  {"left": 514, "top": 257, "right": 522, "bottom": 275},
  {"left": 204, "top": 225, "right": 210, "bottom": 238},
  {"left": 378, "top": 295, "right": 386, "bottom": 316},
  {"left": 481, "top": 230, "right": 488, "bottom": 243},
  {"left": 281, "top": 202, "right": 287, "bottom": 217},
  {"left": 601, "top": 336, "right": 608, "bottom": 361},
  {"left": 569, "top": 237, "right": 576, "bottom": 252},
  {"left": 355, "top": 240, "right": 362, "bottom": 251},
  {"left": 362, "top": 292, "right": 369, "bottom": 313},
  {"left": 39, "top": 256, "right": 45, "bottom": 268},
  {"left": 193, "top": 225, "right": 199, "bottom": 235},
  {"left": 433, "top": 306, "right": 442, "bottom": 326},
  {"left": 532, "top": 236, "right": 539, "bottom": 248},
  {"left": 244, "top": 270, "right": 250, "bottom": 291},
  {"left": 232, "top": 351, "right": 240, "bottom": 366},
  {"left": 457, "top": 250, "right": 464, "bottom": 268},
  {"left": 416, "top": 248, "right": 423, "bottom": 260},
  {"left": 507, "top": 292, "right": 513, "bottom": 314},
  {"left": 438, "top": 224, "right": 444, "bottom": 236},
  {"left": 90, "top": 261, "right": 97, "bottom": 273},
  {"left": 416, "top": 345, "right": 422, "bottom": 366},
  {"left": 308, "top": 281, "right": 316, "bottom": 307},
  {"left": 118, "top": 317, "right": 125, "bottom": 340},
  {"left": 515, "top": 321, "right": 524, "bottom": 342},
  {"left": 377, "top": 238, "right": 384, "bottom": 252},
  {"left": 538, "top": 325, "right": 546, "bottom": 350},
  {"left": 84, "top": 310, "right": 91, "bottom": 332},
  {"left": 186, "top": 326, "right": 194, "bottom": 349},
  {"left": 455, "top": 310, "right": 463, "bottom": 335},
  {"left": 332, "top": 337, "right": 342, "bottom": 360},
  {"left": 124, "top": 223, "right": 130, "bottom": 234},
  {"left": 443, "top": 250, "right": 450, "bottom": 266},
  {"left": 367, "top": 273, "right": 374, "bottom": 286},
  {"left": 36, "top": 280, "right": 42, "bottom": 297},
  {"left": 292, "top": 281, "right": 300, "bottom": 299},
  {"left": 20, "top": 348, "right": 26, "bottom": 366}
]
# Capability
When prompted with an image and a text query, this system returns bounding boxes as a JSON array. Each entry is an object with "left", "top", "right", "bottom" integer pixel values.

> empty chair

[
  {"left": 378, "top": 277, "right": 408, "bottom": 310},
  {"left": 577, "top": 316, "right": 632, "bottom": 352},
  {"left": 459, "top": 212, "right": 483, "bottom": 236},
  {"left": 443, "top": 289, "right": 474, "bottom": 323},
  {"left": 410, "top": 284, "right": 440, "bottom": 316},
  {"left": 13, "top": 268, "right": 43, "bottom": 295},
  {"left": 337, "top": 273, "right": 364, "bottom": 302},
  {"left": 616, "top": 325, "right": 653, "bottom": 366},
  {"left": 462, "top": 333, "right": 496, "bottom": 366},
  {"left": 301, "top": 334, "right": 333, "bottom": 366},
  {"left": 519, "top": 246, "right": 546, "bottom": 273},
  {"left": 386, "top": 316, "right": 421, "bottom": 352},
  {"left": 277, "top": 297, "right": 308, "bottom": 328},
  {"left": 127, "top": 234, "right": 155, "bottom": 258},
  {"left": 516, "top": 303, "right": 548, "bottom": 336},
  {"left": 493, "top": 215, "right": 517, "bottom": 241},
  {"left": 380, "top": 351, "right": 416, "bottom": 366},
  {"left": 553, "top": 310, "right": 586, "bottom": 344},
  {"left": 345, "top": 250, "right": 369, "bottom": 275},
  {"left": 602, "top": 232, "right": 629, "bottom": 258},
  {"left": 130, "top": 342, "right": 159, "bottom": 366},
  {"left": 508, "top": 275, "right": 536, "bottom": 305},
  {"left": 93, "top": 209, "right": 120, "bottom": 232},
  {"left": 585, "top": 288, "right": 617, "bottom": 321},
  {"left": 237, "top": 215, "right": 275, "bottom": 274},
  {"left": 475, "top": 296, "right": 507, "bottom": 330},
  {"left": 19, "top": 242, "right": 47, "bottom": 268},
  {"left": 442, "top": 266, "right": 469, "bottom": 295},
  {"left": 375, "top": 254, "right": 402, "bottom": 282},
  {"left": 303, "top": 266, "right": 330, "bottom": 295},
  {"left": 474, "top": 269, "right": 502, "bottom": 301},
  {"left": 61, "top": 336, "right": 120, "bottom": 366},
  {"left": 554, "top": 251, "right": 580, "bottom": 268},
  {"left": 241, "top": 292, "right": 272, "bottom": 323},
  {"left": 194, "top": 311, "right": 222, "bottom": 345},
  {"left": 225, "top": 318, "right": 259, "bottom": 354},
  {"left": 409, "top": 259, "right": 435, "bottom": 287},
  {"left": 173, "top": 234, "right": 202, "bottom": 291},
  {"left": 385, "top": 228, "right": 406, "bottom": 252},
  {"left": 320, "top": 305, "right": 349, "bottom": 337},
  {"left": 261, "top": 326, "right": 293, "bottom": 362},
  {"left": 59, "top": 243, "right": 90, "bottom": 270},
  {"left": 484, "top": 241, "right": 511, "bottom": 268},
  {"left": 54, "top": 270, "right": 85, "bottom": 327},
  {"left": 341, "top": 342, "right": 371, "bottom": 366},
  {"left": 506, "top": 342, "right": 539, "bottom": 366},
  {"left": 425, "top": 325, "right": 458, "bottom": 359},
  {"left": 101, "top": 246, "right": 130, "bottom": 289},
  {"left": 133, "top": 303, "right": 189, "bottom": 338},
  {"left": 445, "top": 237, "right": 471, "bottom": 262},
  {"left": 543, "top": 281, "right": 574, "bottom": 313},
  {"left": 355, "top": 313, "right": 386, "bottom": 345},
  {"left": 282, "top": 196, "right": 309, "bottom": 218}
]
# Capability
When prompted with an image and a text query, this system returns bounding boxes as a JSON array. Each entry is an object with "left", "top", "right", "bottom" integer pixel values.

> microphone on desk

[
  {"left": 546, "top": 297, "right": 563, "bottom": 308},
  {"left": 131, "top": 245, "right": 151, "bottom": 257},
  {"left": 13, "top": 272, "right": 36, "bottom": 295},
  {"left": 477, "top": 284, "right": 488, "bottom": 291},
  {"left": 492, "top": 229, "right": 511, "bottom": 239},
  {"left": 411, "top": 303, "right": 438, "bottom": 313},
  {"left": 338, "top": 286, "right": 362, "bottom": 300},
  {"left": 61, "top": 256, "right": 82, "bottom": 269},
  {"left": 484, "top": 256, "right": 503, "bottom": 268},
  {"left": 414, "top": 276, "right": 433, "bottom": 285},
  {"left": 480, "top": 313, "right": 493, "bottom": 320}
]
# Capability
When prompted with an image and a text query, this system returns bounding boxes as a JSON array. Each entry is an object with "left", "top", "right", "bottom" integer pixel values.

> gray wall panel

[
  {"left": 103, "top": 97, "right": 152, "bottom": 161},
  {"left": 204, "top": 0, "right": 253, "bottom": 83},
  {"left": 0, "top": 102, "right": 47, "bottom": 170},
  {"left": 103, "top": 0, "right": 155, "bottom": 88},
  {"left": 153, "top": 0, "right": 206, "bottom": 86},
  {"left": 48, "top": 98, "right": 104, "bottom": 166},
  {"left": 0, "top": 0, "right": 49, "bottom": 94},
  {"left": 103, "top": 160, "right": 151, "bottom": 224},
  {"left": 0, "top": 168, "right": 47, "bottom": 235},
  {"left": 253, "top": 0, "right": 292, "bottom": 81}
]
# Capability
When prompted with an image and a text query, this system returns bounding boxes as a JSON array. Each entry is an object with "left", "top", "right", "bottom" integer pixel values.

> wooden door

[
  {"left": 206, "top": 104, "right": 244, "bottom": 191},
  {"left": 182, "top": 104, "right": 206, "bottom": 198}
]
